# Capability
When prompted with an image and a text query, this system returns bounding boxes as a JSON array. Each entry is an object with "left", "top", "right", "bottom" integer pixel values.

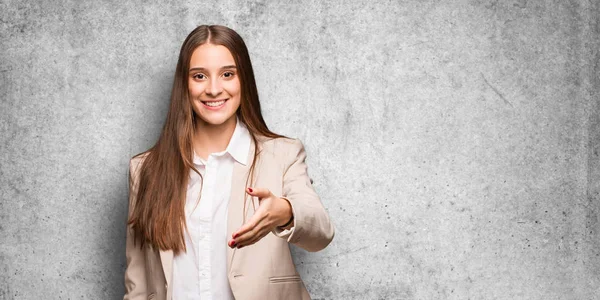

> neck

[{"left": 193, "top": 116, "right": 237, "bottom": 160}]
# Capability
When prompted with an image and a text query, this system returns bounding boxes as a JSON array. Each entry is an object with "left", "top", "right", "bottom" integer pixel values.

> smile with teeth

[{"left": 201, "top": 99, "right": 227, "bottom": 107}]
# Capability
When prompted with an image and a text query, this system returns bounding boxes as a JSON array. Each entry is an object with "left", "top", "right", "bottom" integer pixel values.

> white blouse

[{"left": 171, "top": 119, "right": 250, "bottom": 300}]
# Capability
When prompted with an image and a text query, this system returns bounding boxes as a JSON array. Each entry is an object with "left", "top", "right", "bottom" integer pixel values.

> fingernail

[
  {"left": 233, "top": 233, "right": 238, "bottom": 239},
  {"left": 238, "top": 245, "right": 244, "bottom": 249},
  {"left": 248, "top": 187, "right": 253, "bottom": 193}
]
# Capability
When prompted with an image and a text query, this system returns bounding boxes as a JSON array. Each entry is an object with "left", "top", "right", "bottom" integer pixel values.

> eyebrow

[{"left": 189, "top": 65, "right": 237, "bottom": 72}]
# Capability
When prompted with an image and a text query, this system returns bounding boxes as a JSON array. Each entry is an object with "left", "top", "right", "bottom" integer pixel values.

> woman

[{"left": 124, "top": 25, "right": 334, "bottom": 300}]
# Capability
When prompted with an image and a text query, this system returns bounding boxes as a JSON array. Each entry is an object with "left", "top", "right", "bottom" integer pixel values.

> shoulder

[
  {"left": 257, "top": 136, "right": 304, "bottom": 158},
  {"left": 130, "top": 151, "right": 150, "bottom": 168},
  {"left": 129, "top": 151, "right": 150, "bottom": 179}
]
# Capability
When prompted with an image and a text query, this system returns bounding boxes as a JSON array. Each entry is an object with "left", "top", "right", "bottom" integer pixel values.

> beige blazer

[{"left": 123, "top": 137, "right": 335, "bottom": 300}]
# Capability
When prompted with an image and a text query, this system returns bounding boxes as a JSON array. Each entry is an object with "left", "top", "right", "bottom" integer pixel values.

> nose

[{"left": 205, "top": 78, "right": 223, "bottom": 96}]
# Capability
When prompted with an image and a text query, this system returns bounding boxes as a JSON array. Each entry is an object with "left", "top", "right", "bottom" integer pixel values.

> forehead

[{"left": 189, "top": 44, "right": 235, "bottom": 68}]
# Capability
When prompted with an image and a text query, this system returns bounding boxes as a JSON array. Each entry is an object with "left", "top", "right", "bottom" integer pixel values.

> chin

[{"left": 197, "top": 113, "right": 236, "bottom": 127}]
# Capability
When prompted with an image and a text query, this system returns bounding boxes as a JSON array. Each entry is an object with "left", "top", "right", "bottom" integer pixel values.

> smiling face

[{"left": 188, "top": 43, "right": 241, "bottom": 129}]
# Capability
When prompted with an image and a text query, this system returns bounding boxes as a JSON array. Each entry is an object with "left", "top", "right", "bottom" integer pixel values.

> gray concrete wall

[{"left": 1, "top": 0, "right": 598, "bottom": 299}]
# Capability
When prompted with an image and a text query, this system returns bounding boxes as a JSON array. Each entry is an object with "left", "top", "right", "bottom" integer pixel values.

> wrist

[
  {"left": 278, "top": 214, "right": 294, "bottom": 229},
  {"left": 277, "top": 197, "right": 294, "bottom": 229}
]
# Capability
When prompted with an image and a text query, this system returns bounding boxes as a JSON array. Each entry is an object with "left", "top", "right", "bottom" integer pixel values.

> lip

[{"left": 201, "top": 98, "right": 228, "bottom": 110}]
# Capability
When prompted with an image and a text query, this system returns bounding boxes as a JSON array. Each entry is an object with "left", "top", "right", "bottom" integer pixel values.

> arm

[
  {"left": 123, "top": 157, "right": 148, "bottom": 300},
  {"left": 278, "top": 139, "right": 335, "bottom": 252},
  {"left": 229, "top": 139, "right": 335, "bottom": 251}
]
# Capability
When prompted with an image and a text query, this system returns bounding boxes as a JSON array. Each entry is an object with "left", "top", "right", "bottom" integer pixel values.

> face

[{"left": 188, "top": 43, "right": 241, "bottom": 128}]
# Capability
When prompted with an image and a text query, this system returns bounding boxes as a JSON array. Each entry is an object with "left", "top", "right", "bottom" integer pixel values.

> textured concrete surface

[{"left": 1, "top": 0, "right": 599, "bottom": 299}]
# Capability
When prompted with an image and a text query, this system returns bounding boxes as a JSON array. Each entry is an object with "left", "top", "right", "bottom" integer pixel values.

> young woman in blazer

[{"left": 124, "top": 25, "right": 335, "bottom": 300}]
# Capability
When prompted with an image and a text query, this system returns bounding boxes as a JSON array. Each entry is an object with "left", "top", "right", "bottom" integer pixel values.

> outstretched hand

[{"left": 228, "top": 187, "right": 293, "bottom": 249}]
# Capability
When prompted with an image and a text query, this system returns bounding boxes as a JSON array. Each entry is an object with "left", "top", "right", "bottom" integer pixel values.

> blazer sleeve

[
  {"left": 123, "top": 156, "right": 148, "bottom": 300},
  {"left": 279, "top": 139, "right": 335, "bottom": 252}
]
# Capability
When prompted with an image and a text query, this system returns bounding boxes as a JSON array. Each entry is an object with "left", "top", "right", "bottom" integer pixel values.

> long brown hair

[{"left": 128, "top": 25, "right": 283, "bottom": 254}]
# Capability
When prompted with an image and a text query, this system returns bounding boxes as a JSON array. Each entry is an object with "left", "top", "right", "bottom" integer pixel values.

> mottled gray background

[{"left": 1, "top": 0, "right": 599, "bottom": 299}]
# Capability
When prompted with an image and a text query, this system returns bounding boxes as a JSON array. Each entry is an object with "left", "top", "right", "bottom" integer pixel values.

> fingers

[
  {"left": 246, "top": 187, "right": 272, "bottom": 199},
  {"left": 232, "top": 209, "right": 267, "bottom": 240},
  {"left": 229, "top": 206, "right": 277, "bottom": 248},
  {"left": 229, "top": 225, "right": 266, "bottom": 248},
  {"left": 233, "top": 226, "right": 271, "bottom": 248},
  {"left": 227, "top": 187, "right": 278, "bottom": 249},
  {"left": 240, "top": 228, "right": 270, "bottom": 248}
]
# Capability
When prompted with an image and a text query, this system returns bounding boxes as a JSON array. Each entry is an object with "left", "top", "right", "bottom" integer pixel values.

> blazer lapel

[
  {"left": 160, "top": 249, "right": 173, "bottom": 288},
  {"left": 227, "top": 138, "right": 255, "bottom": 272}
]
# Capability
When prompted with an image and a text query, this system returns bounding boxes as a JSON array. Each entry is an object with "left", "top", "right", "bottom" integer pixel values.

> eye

[
  {"left": 192, "top": 73, "right": 206, "bottom": 80},
  {"left": 223, "top": 71, "right": 235, "bottom": 78}
]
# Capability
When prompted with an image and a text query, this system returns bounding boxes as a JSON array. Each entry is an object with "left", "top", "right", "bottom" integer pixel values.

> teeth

[{"left": 204, "top": 100, "right": 226, "bottom": 107}]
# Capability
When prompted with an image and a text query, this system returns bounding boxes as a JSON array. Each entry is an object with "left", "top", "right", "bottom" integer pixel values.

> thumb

[{"left": 246, "top": 187, "right": 272, "bottom": 199}]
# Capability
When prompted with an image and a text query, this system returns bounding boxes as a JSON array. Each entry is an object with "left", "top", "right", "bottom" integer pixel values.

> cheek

[
  {"left": 188, "top": 82, "right": 203, "bottom": 97},
  {"left": 226, "top": 80, "right": 241, "bottom": 96}
]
